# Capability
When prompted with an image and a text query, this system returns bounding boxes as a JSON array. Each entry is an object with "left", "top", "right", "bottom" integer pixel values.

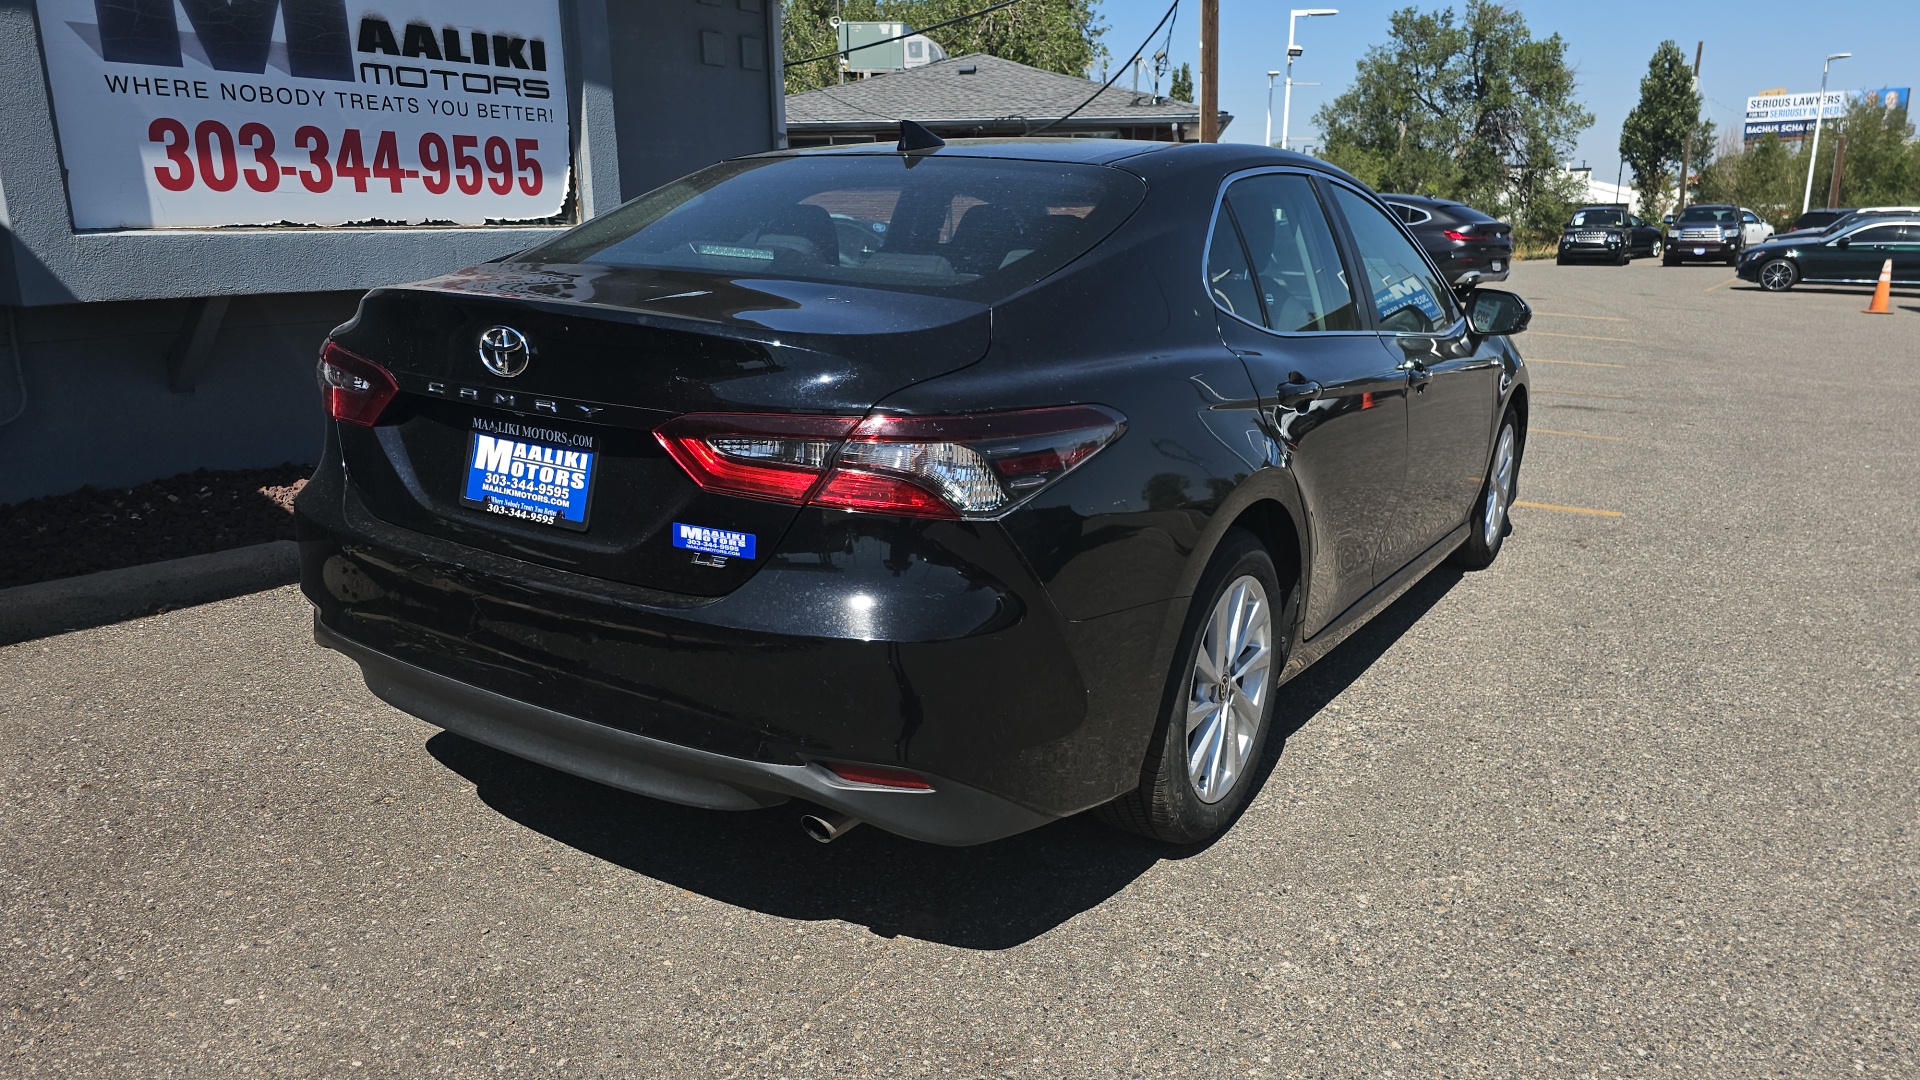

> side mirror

[
  {"left": 1835, "top": 236, "right": 1851, "bottom": 248},
  {"left": 1467, "top": 288, "right": 1531, "bottom": 336},
  {"left": 1663, "top": 215, "right": 1675, "bottom": 225}
]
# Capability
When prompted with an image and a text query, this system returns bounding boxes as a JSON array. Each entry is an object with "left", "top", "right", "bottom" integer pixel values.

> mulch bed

[{"left": 0, "top": 465, "right": 311, "bottom": 590}]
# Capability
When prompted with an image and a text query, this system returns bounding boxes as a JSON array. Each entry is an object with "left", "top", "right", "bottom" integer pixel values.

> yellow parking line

[
  {"left": 1530, "top": 330, "right": 1633, "bottom": 343},
  {"left": 1534, "top": 388, "right": 1630, "bottom": 399},
  {"left": 1534, "top": 311, "right": 1628, "bottom": 322},
  {"left": 1532, "top": 428, "right": 1622, "bottom": 441},
  {"left": 1530, "top": 358, "right": 1627, "bottom": 368},
  {"left": 1705, "top": 275, "right": 1738, "bottom": 291},
  {"left": 1513, "top": 500, "right": 1623, "bottom": 518}
]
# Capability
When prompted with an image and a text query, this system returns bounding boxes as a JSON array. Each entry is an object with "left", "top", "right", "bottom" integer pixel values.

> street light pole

[
  {"left": 1801, "top": 52, "right": 1851, "bottom": 214},
  {"left": 1280, "top": 8, "right": 1337, "bottom": 150},
  {"left": 1266, "top": 71, "right": 1280, "bottom": 148}
]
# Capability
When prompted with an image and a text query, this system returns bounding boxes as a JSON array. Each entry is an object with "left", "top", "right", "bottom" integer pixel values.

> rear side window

[
  {"left": 1209, "top": 173, "right": 1359, "bottom": 333},
  {"left": 524, "top": 155, "right": 1146, "bottom": 301},
  {"left": 1330, "top": 185, "right": 1454, "bottom": 334}
]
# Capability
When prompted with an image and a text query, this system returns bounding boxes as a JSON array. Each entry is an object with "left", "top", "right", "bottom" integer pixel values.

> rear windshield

[
  {"left": 523, "top": 154, "right": 1147, "bottom": 301},
  {"left": 1569, "top": 209, "right": 1623, "bottom": 226},
  {"left": 1679, "top": 206, "right": 1737, "bottom": 222}
]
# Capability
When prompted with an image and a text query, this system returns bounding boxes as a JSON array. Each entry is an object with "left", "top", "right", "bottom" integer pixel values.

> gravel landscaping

[{"left": 0, "top": 465, "right": 310, "bottom": 590}]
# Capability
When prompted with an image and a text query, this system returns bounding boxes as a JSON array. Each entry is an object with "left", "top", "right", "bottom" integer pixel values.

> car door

[
  {"left": 1206, "top": 170, "right": 1407, "bottom": 637},
  {"left": 1888, "top": 225, "right": 1920, "bottom": 284},
  {"left": 1803, "top": 223, "right": 1906, "bottom": 281},
  {"left": 1629, "top": 215, "right": 1654, "bottom": 254},
  {"left": 1324, "top": 181, "right": 1501, "bottom": 573}
]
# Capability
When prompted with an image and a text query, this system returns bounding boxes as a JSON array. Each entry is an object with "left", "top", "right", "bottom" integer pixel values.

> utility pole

[
  {"left": 1802, "top": 52, "right": 1851, "bottom": 214},
  {"left": 1675, "top": 40, "right": 1702, "bottom": 211},
  {"left": 1199, "top": 0, "right": 1219, "bottom": 142},
  {"left": 1826, "top": 134, "right": 1848, "bottom": 208}
]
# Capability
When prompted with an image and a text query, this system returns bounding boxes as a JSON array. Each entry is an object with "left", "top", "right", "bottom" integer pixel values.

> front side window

[
  {"left": 523, "top": 155, "right": 1146, "bottom": 302},
  {"left": 1330, "top": 185, "right": 1454, "bottom": 334},
  {"left": 1208, "top": 173, "right": 1359, "bottom": 332},
  {"left": 1847, "top": 225, "right": 1907, "bottom": 245}
]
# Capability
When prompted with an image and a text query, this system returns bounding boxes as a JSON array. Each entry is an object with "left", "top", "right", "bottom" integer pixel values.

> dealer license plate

[
  {"left": 1693, "top": 247, "right": 1706, "bottom": 256},
  {"left": 460, "top": 420, "right": 597, "bottom": 531},
  {"left": 1491, "top": 260, "right": 1505, "bottom": 272}
]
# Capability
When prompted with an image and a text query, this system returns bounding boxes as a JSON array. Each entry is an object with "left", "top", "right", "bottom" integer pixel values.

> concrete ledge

[{"left": 0, "top": 541, "right": 299, "bottom": 646}]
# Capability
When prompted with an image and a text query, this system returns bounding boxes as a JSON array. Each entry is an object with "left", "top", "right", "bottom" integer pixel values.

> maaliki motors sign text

[{"left": 36, "top": 0, "right": 571, "bottom": 229}]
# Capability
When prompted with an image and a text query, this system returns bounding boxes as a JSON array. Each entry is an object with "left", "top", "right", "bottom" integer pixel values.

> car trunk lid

[{"left": 328, "top": 262, "right": 992, "bottom": 596}]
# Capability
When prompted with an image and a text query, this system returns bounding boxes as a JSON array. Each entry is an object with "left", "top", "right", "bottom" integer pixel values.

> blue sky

[{"left": 1088, "top": 0, "right": 1918, "bottom": 179}]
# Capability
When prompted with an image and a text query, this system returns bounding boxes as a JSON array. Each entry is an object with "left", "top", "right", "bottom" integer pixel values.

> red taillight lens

[
  {"left": 317, "top": 341, "right": 399, "bottom": 427},
  {"left": 822, "top": 762, "right": 933, "bottom": 790},
  {"left": 654, "top": 413, "right": 862, "bottom": 502},
  {"left": 1443, "top": 229, "right": 1473, "bottom": 241},
  {"left": 655, "top": 405, "right": 1126, "bottom": 519}
]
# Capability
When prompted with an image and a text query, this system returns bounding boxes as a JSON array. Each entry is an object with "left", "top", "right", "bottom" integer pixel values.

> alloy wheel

[
  {"left": 1760, "top": 260, "right": 1795, "bottom": 291},
  {"left": 1650, "top": 238, "right": 1663, "bottom": 259},
  {"left": 1186, "top": 575, "right": 1274, "bottom": 804},
  {"left": 1483, "top": 424, "right": 1516, "bottom": 549}
]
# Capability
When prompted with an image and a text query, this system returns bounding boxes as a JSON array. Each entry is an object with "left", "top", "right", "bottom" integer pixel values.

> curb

[{"left": 0, "top": 540, "right": 300, "bottom": 646}]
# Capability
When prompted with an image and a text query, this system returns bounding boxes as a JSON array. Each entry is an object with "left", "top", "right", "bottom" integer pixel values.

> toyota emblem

[{"left": 477, "top": 325, "right": 531, "bottom": 377}]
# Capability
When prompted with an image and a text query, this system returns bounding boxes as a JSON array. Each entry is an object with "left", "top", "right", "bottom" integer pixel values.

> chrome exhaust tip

[{"left": 800, "top": 810, "right": 861, "bottom": 844}]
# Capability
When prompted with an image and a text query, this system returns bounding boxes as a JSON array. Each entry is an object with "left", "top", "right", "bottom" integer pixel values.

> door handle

[
  {"left": 1277, "top": 378, "right": 1321, "bottom": 410},
  {"left": 1401, "top": 359, "right": 1433, "bottom": 386}
]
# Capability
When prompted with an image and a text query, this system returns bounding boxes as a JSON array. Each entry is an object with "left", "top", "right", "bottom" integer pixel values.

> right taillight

[
  {"left": 654, "top": 404, "right": 1126, "bottom": 519},
  {"left": 317, "top": 341, "right": 398, "bottom": 427}
]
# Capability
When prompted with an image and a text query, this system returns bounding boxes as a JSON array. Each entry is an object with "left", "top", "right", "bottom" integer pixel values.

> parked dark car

[
  {"left": 1739, "top": 214, "right": 1920, "bottom": 291},
  {"left": 1662, "top": 204, "right": 1749, "bottom": 264},
  {"left": 1557, "top": 205, "right": 1664, "bottom": 264},
  {"left": 1775, "top": 206, "right": 1920, "bottom": 242},
  {"left": 1379, "top": 194, "right": 1514, "bottom": 286},
  {"left": 1787, "top": 207, "right": 1854, "bottom": 234},
  {"left": 298, "top": 139, "right": 1532, "bottom": 848}
]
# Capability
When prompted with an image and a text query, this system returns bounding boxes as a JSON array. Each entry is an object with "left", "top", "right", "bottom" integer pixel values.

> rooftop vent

[{"left": 958, "top": 64, "right": 977, "bottom": 75}]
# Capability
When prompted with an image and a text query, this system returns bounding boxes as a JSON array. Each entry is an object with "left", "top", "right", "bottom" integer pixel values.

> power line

[
  {"left": 1030, "top": 0, "right": 1181, "bottom": 135},
  {"left": 785, "top": 0, "right": 1026, "bottom": 68}
]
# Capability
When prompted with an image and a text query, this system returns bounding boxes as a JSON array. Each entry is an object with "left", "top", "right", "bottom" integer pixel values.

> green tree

[
  {"left": 1699, "top": 131, "right": 1797, "bottom": 225},
  {"left": 783, "top": 0, "right": 1105, "bottom": 94},
  {"left": 1808, "top": 98, "right": 1920, "bottom": 208},
  {"left": 1170, "top": 62, "right": 1193, "bottom": 104},
  {"left": 1312, "top": 2, "right": 1592, "bottom": 241},
  {"left": 1619, "top": 41, "right": 1699, "bottom": 218}
]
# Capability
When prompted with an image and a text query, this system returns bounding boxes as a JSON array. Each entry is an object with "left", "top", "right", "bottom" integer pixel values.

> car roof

[{"left": 750, "top": 138, "right": 1367, "bottom": 185}]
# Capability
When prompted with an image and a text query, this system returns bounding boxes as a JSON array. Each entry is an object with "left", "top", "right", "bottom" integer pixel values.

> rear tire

[
  {"left": 1100, "top": 531, "right": 1286, "bottom": 845},
  {"left": 1648, "top": 238, "right": 1664, "bottom": 260},
  {"left": 1758, "top": 258, "right": 1797, "bottom": 292},
  {"left": 1451, "top": 411, "right": 1520, "bottom": 570}
]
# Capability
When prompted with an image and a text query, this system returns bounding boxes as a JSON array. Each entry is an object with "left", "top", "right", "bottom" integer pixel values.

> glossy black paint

[
  {"left": 1379, "top": 194, "right": 1515, "bottom": 285},
  {"left": 1737, "top": 216, "right": 1920, "bottom": 288},
  {"left": 298, "top": 139, "right": 1529, "bottom": 844}
]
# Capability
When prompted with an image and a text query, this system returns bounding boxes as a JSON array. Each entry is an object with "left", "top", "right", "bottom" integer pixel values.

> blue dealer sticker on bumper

[{"left": 673, "top": 523, "right": 756, "bottom": 559}]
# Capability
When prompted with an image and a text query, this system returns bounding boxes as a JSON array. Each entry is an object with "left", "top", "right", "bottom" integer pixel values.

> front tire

[
  {"left": 1758, "top": 258, "right": 1797, "bottom": 292},
  {"left": 1100, "top": 531, "right": 1285, "bottom": 845},
  {"left": 1451, "top": 412, "right": 1520, "bottom": 570}
]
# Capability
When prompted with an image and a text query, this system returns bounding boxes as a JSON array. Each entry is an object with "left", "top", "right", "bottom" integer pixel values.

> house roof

[{"left": 785, "top": 53, "right": 1215, "bottom": 131}]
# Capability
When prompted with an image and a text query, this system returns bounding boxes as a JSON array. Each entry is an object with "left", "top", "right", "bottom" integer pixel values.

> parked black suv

[
  {"left": 1378, "top": 194, "right": 1514, "bottom": 286},
  {"left": 1557, "top": 205, "right": 1663, "bottom": 264},
  {"left": 1787, "top": 208, "right": 1854, "bottom": 233},
  {"left": 1662, "top": 204, "right": 1746, "bottom": 265}
]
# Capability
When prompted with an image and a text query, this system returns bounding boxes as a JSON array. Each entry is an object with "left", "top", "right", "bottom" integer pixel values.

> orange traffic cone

[{"left": 1864, "top": 258, "right": 1893, "bottom": 314}]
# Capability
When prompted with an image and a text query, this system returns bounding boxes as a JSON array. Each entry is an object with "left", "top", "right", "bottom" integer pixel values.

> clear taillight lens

[
  {"left": 317, "top": 341, "right": 398, "bottom": 427},
  {"left": 654, "top": 405, "right": 1126, "bottom": 519}
]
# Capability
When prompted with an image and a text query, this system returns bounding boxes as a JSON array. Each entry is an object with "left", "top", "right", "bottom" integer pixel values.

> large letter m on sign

[{"left": 94, "top": 0, "right": 353, "bottom": 81}]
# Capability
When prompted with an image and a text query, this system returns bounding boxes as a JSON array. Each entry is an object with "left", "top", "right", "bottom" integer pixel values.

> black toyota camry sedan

[{"left": 299, "top": 137, "right": 1532, "bottom": 847}]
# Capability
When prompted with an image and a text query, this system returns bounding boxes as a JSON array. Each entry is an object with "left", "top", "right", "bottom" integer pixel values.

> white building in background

[{"left": 1565, "top": 166, "right": 1641, "bottom": 215}]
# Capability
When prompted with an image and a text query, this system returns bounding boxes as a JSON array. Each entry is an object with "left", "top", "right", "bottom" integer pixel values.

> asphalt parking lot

[{"left": 4, "top": 260, "right": 1917, "bottom": 1078}]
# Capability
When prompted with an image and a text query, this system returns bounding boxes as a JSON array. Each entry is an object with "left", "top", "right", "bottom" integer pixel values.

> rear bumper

[
  {"left": 295, "top": 443, "right": 1156, "bottom": 843},
  {"left": 315, "top": 620, "right": 1053, "bottom": 845}
]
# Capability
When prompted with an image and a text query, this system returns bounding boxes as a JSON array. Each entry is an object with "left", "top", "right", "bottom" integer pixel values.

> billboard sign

[
  {"left": 1744, "top": 87, "right": 1910, "bottom": 141},
  {"left": 35, "top": 0, "right": 572, "bottom": 230}
]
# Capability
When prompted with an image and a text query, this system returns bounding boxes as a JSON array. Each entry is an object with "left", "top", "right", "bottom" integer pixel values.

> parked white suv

[{"left": 1738, "top": 208, "right": 1775, "bottom": 247}]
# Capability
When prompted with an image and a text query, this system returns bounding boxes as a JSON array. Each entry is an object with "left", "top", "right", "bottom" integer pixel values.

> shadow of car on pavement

[{"left": 426, "top": 566, "right": 1465, "bottom": 950}]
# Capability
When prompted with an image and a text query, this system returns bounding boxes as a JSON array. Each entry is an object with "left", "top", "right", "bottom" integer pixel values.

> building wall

[{"left": 0, "top": 0, "right": 784, "bottom": 506}]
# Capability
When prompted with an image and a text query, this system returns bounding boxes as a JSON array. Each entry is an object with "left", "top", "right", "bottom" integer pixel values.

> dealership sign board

[
  {"left": 1744, "top": 87, "right": 1911, "bottom": 141},
  {"left": 35, "top": 0, "right": 571, "bottom": 229}
]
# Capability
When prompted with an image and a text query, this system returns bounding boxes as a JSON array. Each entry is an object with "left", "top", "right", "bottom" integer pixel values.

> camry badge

[{"left": 478, "top": 326, "right": 531, "bottom": 378}]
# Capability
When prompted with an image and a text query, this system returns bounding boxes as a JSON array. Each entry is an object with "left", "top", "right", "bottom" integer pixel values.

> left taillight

[
  {"left": 1443, "top": 229, "right": 1473, "bottom": 241},
  {"left": 317, "top": 341, "right": 398, "bottom": 427},
  {"left": 654, "top": 404, "right": 1126, "bottom": 520}
]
